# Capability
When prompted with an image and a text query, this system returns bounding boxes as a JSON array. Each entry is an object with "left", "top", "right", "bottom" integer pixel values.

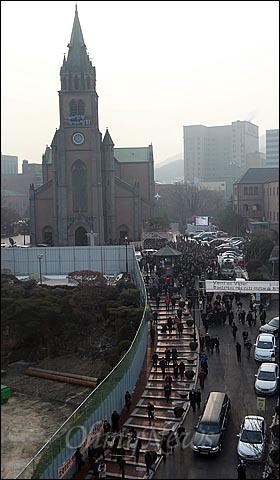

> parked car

[
  {"left": 254, "top": 333, "right": 277, "bottom": 362},
  {"left": 237, "top": 415, "right": 266, "bottom": 462},
  {"left": 227, "top": 236, "right": 244, "bottom": 244},
  {"left": 141, "top": 249, "right": 157, "bottom": 257},
  {"left": 254, "top": 363, "right": 279, "bottom": 395},
  {"left": 259, "top": 317, "right": 279, "bottom": 336}
]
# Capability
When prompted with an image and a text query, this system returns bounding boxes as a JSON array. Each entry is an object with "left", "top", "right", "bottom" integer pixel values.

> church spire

[{"left": 60, "top": 5, "right": 96, "bottom": 91}]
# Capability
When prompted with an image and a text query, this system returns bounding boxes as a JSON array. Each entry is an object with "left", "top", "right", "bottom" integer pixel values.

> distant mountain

[
  {"left": 156, "top": 153, "right": 183, "bottom": 167},
  {"left": 155, "top": 157, "right": 184, "bottom": 183}
]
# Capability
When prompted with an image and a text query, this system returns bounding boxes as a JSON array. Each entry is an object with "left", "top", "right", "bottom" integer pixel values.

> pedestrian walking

[
  {"left": 189, "top": 388, "right": 196, "bottom": 412},
  {"left": 209, "top": 336, "right": 215, "bottom": 354},
  {"left": 167, "top": 430, "right": 177, "bottom": 454},
  {"left": 195, "top": 388, "right": 202, "bottom": 409},
  {"left": 237, "top": 460, "right": 247, "bottom": 479},
  {"left": 150, "top": 325, "right": 156, "bottom": 346},
  {"left": 229, "top": 310, "right": 234, "bottom": 327},
  {"left": 160, "top": 435, "right": 168, "bottom": 462},
  {"left": 167, "top": 316, "right": 173, "bottom": 334},
  {"left": 164, "top": 382, "right": 171, "bottom": 402},
  {"left": 214, "top": 336, "right": 220, "bottom": 353},
  {"left": 242, "top": 330, "right": 249, "bottom": 347},
  {"left": 205, "top": 333, "right": 210, "bottom": 352},
  {"left": 152, "top": 352, "right": 158, "bottom": 370},
  {"left": 232, "top": 322, "right": 238, "bottom": 341},
  {"left": 111, "top": 410, "right": 120, "bottom": 433},
  {"left": 199, "top": 335, "right": 205, "bottom": 351},
  {"left": 171, "top": 348, "right": 178, "bottom": 363},
  {"left": 260, "top": 309, "right": 267, "bottom": 325},
  {"left": 134, "top": 437, "right": 142, "bottom": 463},
  {"left": 177, "top": 425, "right": 186, "bottom": 450},
  {"left": 178, "top": 361, "right": 186, "bottom": 380},
  {"left": 198, "top": 368, "right": 206, "bottom": 389},
  {"left": 245, "top": 339, "right": 253, "bottom": 359},
  {"left": 173, "top": 360, "right": 179, "bottom": 379},
  {"left": 165, "top": 347, "right": 171, "bottom": 365},
  {"left": 147, "top": 402, "right": 155, "bottom": 424},
  {"left": 236, "top": 341, "right": 242, "bottom": 362},
  {"left": 159, "top": 357, "right": 167, "bottom": 377},
  {"left": 177, "top": 321, "right": 183, "bottom": 337},
  {"left": 152, "top": 311, "right": 158, "bottom": 325},
  {"left": 144, "top": 451, "right": 156, "bottom": 475},
  {"left": 155, "top": 293, "right": 160, "bottom": 309},
  {"left": 125, "top": 391, "right": 132, "bottom": 411},
  {"left": 165, "top": 295, "right": 171, "bottom": 312},
  {"left": 74, "top": 447, "right": 84, "bottom": 472}
]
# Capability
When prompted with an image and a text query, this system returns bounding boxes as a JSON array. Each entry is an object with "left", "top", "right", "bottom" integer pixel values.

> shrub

[
  {"left": 186, "top": 319, "right": 194, "bottom": 327},
  {"left": 174, "top": 406, "right": 185, "bottom": 418},
  {"left": 190, "top": 341, "right": 198, "bottom": 351},
  {"left": 185, "top": 370, "right": 195, "bottom": 380}
]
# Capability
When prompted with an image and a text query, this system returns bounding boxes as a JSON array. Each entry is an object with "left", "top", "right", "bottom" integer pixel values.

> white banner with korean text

[{"left": 205, "top": 280, "right": 279, "bottom": 293}]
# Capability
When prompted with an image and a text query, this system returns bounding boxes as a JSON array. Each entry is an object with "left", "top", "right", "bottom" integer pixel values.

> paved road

[{"left": 154, "top": 294, "right": 279, "bottom": 480}]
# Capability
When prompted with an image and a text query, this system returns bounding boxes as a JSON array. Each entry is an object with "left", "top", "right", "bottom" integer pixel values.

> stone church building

[{"left": 30, "top": 6, "right": 155, "bottom": 246}]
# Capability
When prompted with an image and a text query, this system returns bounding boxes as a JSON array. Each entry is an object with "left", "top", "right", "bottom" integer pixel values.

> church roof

[
  {"left": 235, "top": 168, "right": 279, "bottom": 184},
  {"left": 114, "top": 147, "right": 151, "bottom": 163},
  {"left": 103, "top": 129, "right": 114, "bottom": 146},
  {"left": 64, "top": 5, "right": 92, "bottom": 72},
  {"left": 153, "top": 245, "right": 182, "bottom": 257}
]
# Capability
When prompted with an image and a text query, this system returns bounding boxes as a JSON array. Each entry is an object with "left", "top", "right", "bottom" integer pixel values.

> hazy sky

[{"left": 1, "top": 1, "right": 279, "bottom": 169}]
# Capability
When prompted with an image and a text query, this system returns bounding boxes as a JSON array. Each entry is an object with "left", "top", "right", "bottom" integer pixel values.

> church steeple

[{"left": 60, "top": 5, "right": 96, "bottom": 91}]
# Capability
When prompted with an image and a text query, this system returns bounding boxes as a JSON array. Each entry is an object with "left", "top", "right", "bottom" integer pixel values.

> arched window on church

[
  {"left": 74, "top": 76, "right": 80, "bottom": 90},
  {"left": 87, "top": 77, "right": 91, "bottom": 89},
  {"left": 78, "top": 100, "right": 85, "bottom": 115},
  {"left": 72, "top": 160, "right": 88, "bottom": 212},
  {"left": 70, "top": 100, "right": 77, "bottom": 117},
  {"left": 62, "top": 77, "right": 67, "bottom": 90}
]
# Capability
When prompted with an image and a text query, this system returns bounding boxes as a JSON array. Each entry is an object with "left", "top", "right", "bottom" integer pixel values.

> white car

[
  {"left": 259, "top": 317, "right": 279, "bottom": 336},
  {"left": 237, "top": 415, "right": 266, "bottom": 462},
  {"left": 255, "top": 363, "right": 279, "bottom": 395},
  {"left": 254, "top": 333, "right": 277, "bottom": 362}
]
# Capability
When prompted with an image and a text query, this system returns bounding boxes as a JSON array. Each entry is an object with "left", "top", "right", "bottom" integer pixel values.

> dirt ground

[{"left": 1, "top": 356, "right": 107, "bottom": 479}]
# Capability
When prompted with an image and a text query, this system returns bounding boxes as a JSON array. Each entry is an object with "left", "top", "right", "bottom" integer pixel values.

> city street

[{"left": 154, "top": 295, "right": 279, "bottom": 479}]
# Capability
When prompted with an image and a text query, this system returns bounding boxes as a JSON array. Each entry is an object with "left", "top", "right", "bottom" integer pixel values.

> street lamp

[
  {"left": 124, "top": 236, "right": 128, "bottom": 274},
  {"left": 37, "top": 254, "right": 44, "bottom": 285}
]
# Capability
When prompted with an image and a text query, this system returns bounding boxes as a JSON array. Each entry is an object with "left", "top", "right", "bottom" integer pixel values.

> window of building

[
  {"left": 77, "top": 100, "right": 85, "bottom": 115},
  {"left": 244, "top": 187, "right": 248, "bottom": 195},
  {"left": 273, "top": 211, "right": 276, "bottom": 220},
  {"left": 70, "top": 100, "right": 77, "bottom": 116},
  {"left": 273, "top": 187, "right": 275, "bottom": 195},
  {"left": 87, "top": 77, "right": 91, "bottom": 89},
  {"left": 270, "top": 188, "right": 272, "bottom": 195},
  {"left": 270, "top": 211, "right": 272, "bottom": 219},
  {"left": 249, "top": 186, "right": 253, "bottom": 195},
  {"left": 254, "top": 186, "right": 258, "bottom": 195}
]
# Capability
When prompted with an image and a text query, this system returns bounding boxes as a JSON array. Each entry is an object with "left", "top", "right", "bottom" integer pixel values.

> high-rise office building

[
  {"left": 266, "top": 129, "right": 279, "bottom": 167},
  {"left": 183, "top": 121, "right": 259, "bottom": 196},
  {"left": 1, "top": 154, "right": 18, "bottom": 174}
]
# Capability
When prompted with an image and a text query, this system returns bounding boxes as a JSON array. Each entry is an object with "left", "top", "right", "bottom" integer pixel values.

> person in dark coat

[
  {"left": 232, "top": 323, "right": 238, "bottom": 341},
  {"left": 152, "top": 351, "right": 159, "bottom": 370},
  {"left": 214, "top": 337, "right": 220, "bottom": 353},
  {"left": 159, "top": 357, "right": 167, "bottom": 377},
  {"left": 134, "top": 437, "right": 142, "bottom": 463},
  {"left": 150, "top": 325, "right": 156, "bottom": 345},
  {"left": 111, "top": 410, "right": 120, "bottom": 432},
  {"left": 205, "top": 333, "right": 211, "bottom": 352},
  {"left": 164, "top": 382, "right": 171, "bottom": 402},
  {"left": 74, "top": 447, "right": 84, "bottom": 472},
  {"left": 198, "top": 368, "right": 206, "bottom": 389},
  {"left": 236, "top": 341, "right": 242, "bottom": 362},
  {"left": 103, "top": 419, "right": 111, "bottom": 434},
  {"left": 144, "top": 450, "right": 156, "bottom": 475},
  {"left": 189, "top": 388, "right": 196, "bottom": 412},
  {"left": 178, "top": 361, "right": 186, "bottom": 380},
  {"left": 167, "top": 316, "right": 173, "bottom": 333},
  {"left": 147, "top": 402, "right": 155, "bottom": 424},
  {"left": 167, "top": 430, "right": 177, "bottom": 454},
  {"left": 125, "top": 391, "right": 132, "bottom": 411},
  {"left": 160, "top": 435, "right": 168, "bottom": 462},
  {"left": 195, "top": 389, "right": 202, "bottom": 409},
  {"left": 209, "top": 336, "right": 215, "bottom": 354},
  {"left": 242, "top": 330, "right": 249, "bottom": 346},
  {"left": 237, "top": 460, "right": 247, "bottom": 479},
  {"left": 177, "top": 425, "right": 186, "bottom": 449}
]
